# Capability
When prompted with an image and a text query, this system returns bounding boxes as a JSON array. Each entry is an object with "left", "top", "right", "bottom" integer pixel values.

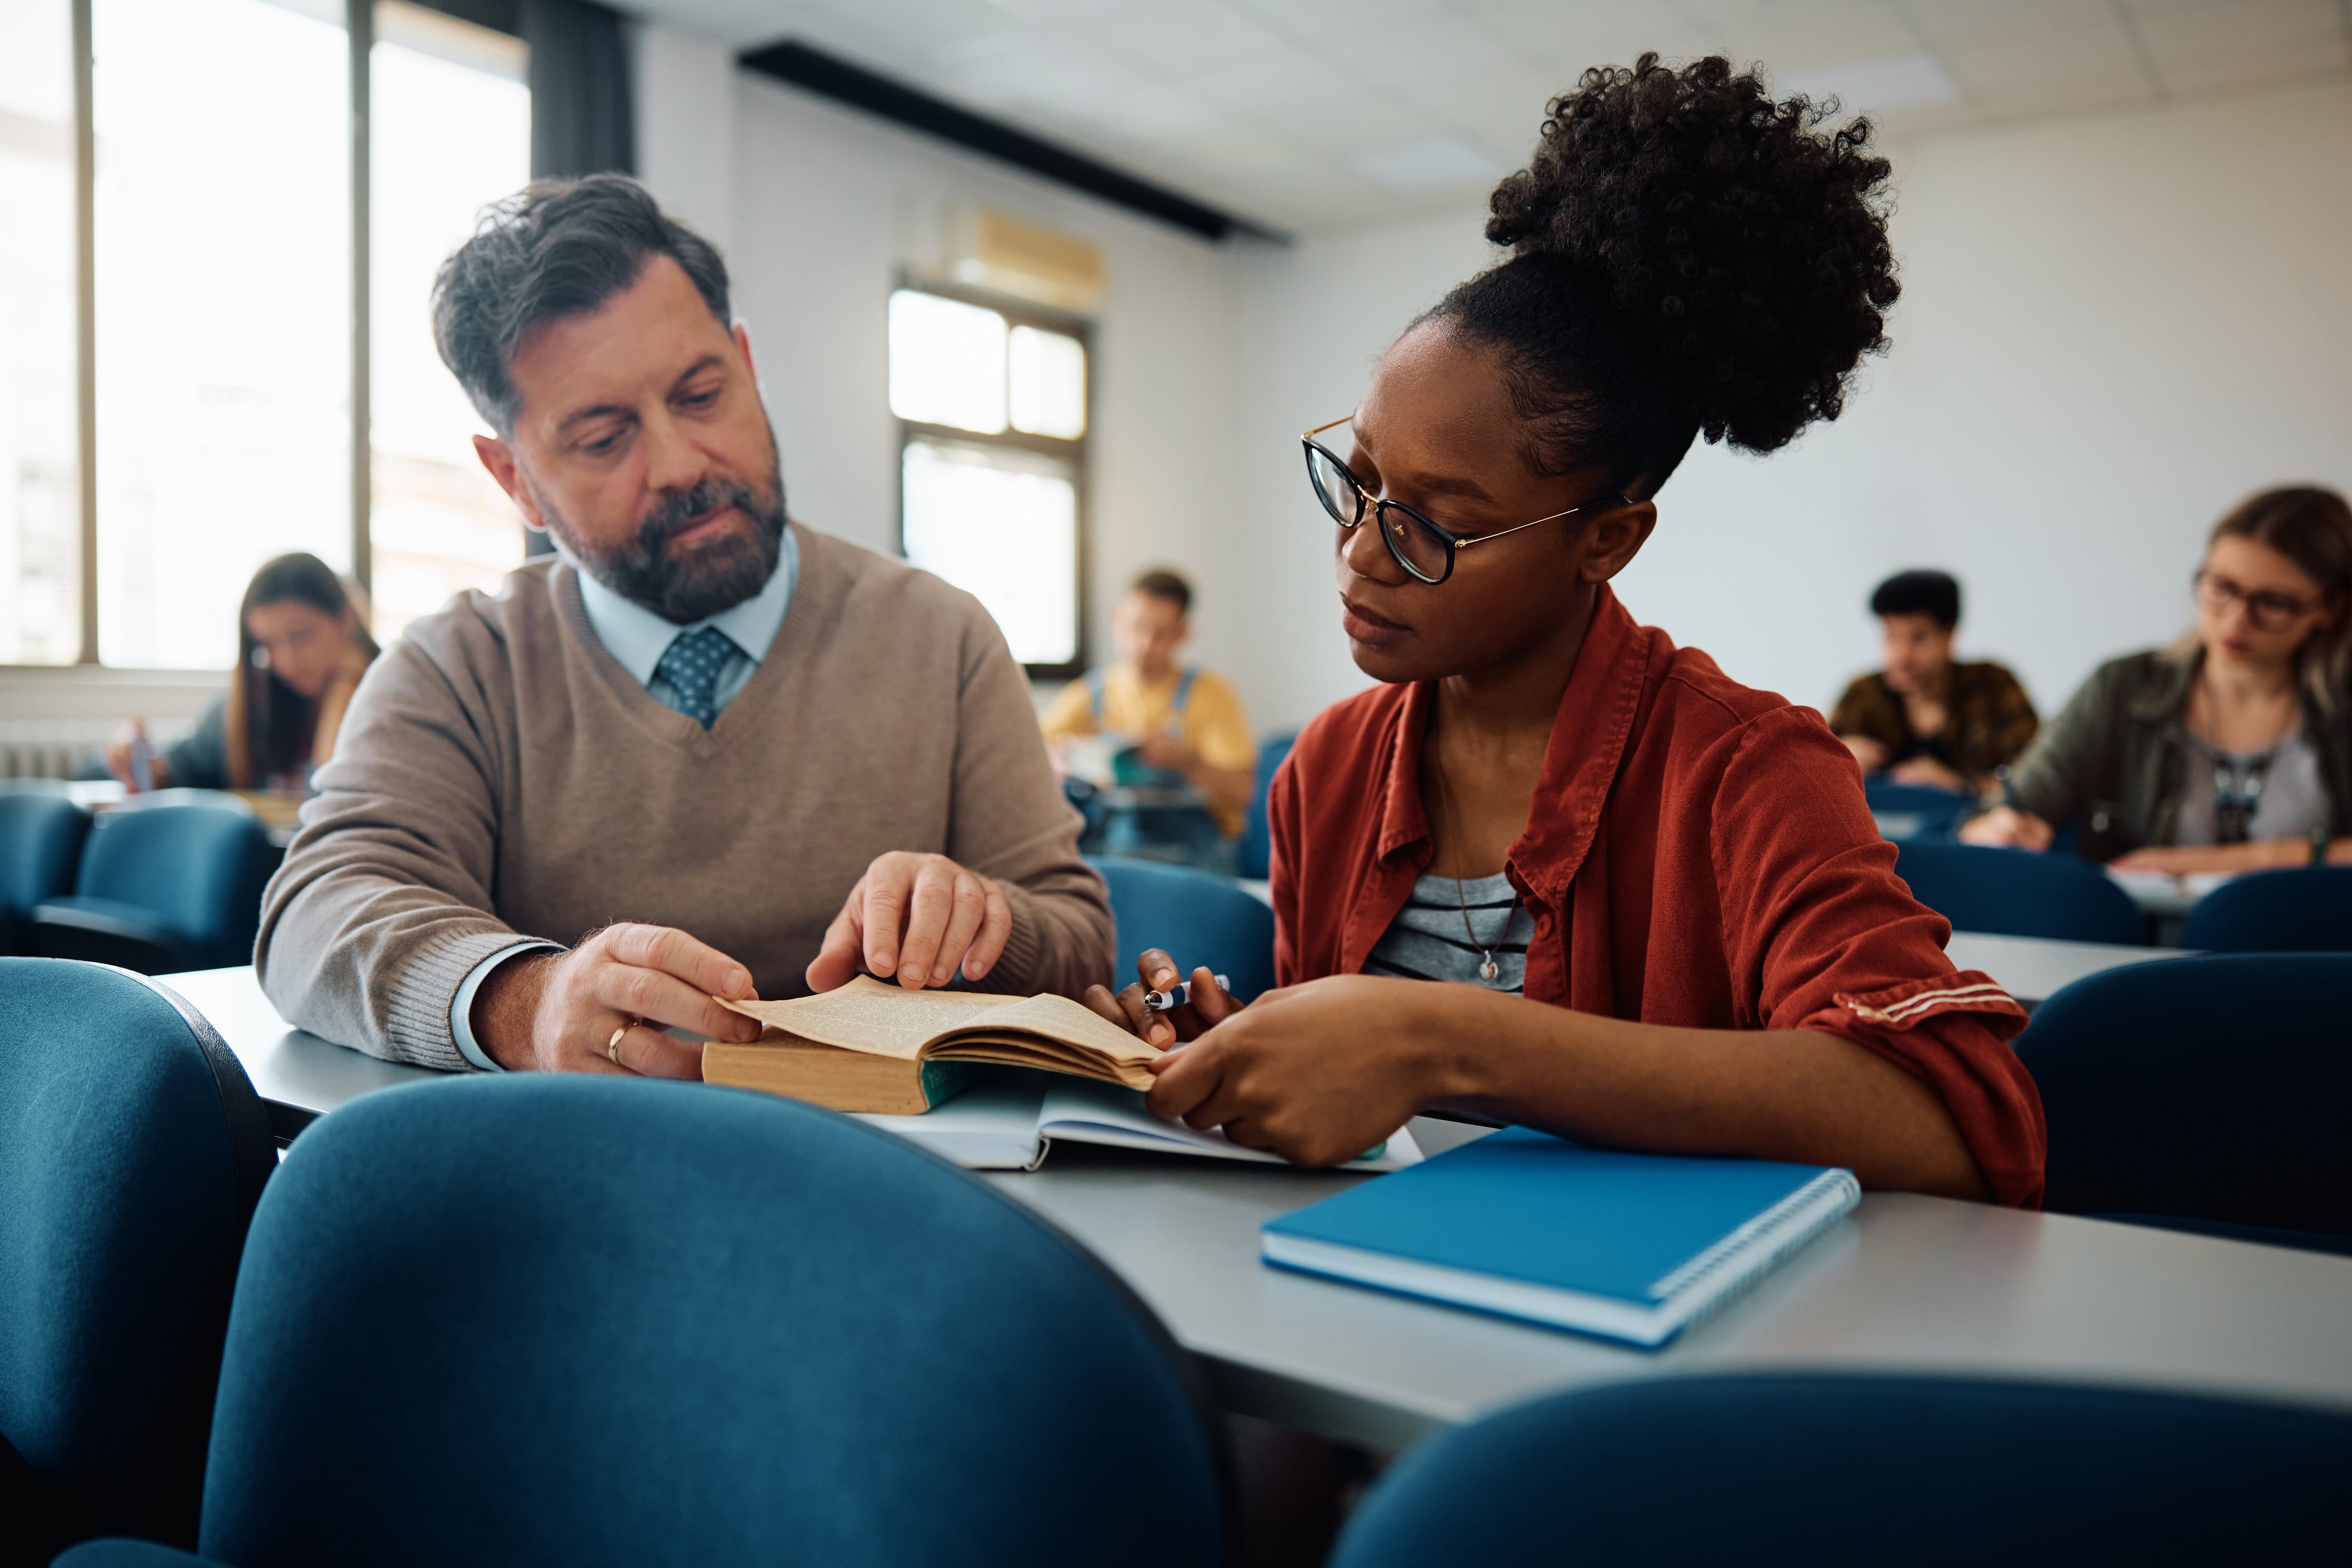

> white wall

[
  {"left": 1226, "top": 79, "right": 2352, "bottom": 732},
  {"left": 638, "top": 30, "right": 2352, "bottom": 739},
  {"left": 633, "top": 27, "right": 1241, "bottom": 682}
]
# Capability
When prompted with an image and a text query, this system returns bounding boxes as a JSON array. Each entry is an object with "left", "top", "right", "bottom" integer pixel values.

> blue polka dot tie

[{"left": 654, "top": 626, "right": 737, "bottom": 729}]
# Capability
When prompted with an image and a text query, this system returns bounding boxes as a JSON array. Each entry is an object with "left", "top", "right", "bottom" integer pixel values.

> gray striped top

[{"left": 1363, "top": 871, "right": 1534, "bottom": 995}]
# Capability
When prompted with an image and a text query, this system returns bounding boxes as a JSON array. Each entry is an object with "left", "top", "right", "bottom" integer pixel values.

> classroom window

[
  {"left": 93, "top": 0, "right": 352, "bottom": 670},
  {"left": 889, "top": 286, "right": 1088, "bottom": 677},
  {"left": 0, "top": 0, "right": 79, "bottom": 664},
  {"left": 368, "top": 0, "right": 529, "bottom": 644},
  {"left": 0, "top": 0, "right": 529, "bottom": 671}
]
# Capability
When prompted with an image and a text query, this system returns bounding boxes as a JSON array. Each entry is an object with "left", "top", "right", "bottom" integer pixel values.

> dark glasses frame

[{"left": 1302, "top": 414, "right": 1630, "bottom": 586}]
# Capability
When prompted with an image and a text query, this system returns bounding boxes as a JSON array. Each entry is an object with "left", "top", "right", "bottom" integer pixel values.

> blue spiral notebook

[{"left": 1260, "top": 1128, "right": 1860, "bottom": 1348}]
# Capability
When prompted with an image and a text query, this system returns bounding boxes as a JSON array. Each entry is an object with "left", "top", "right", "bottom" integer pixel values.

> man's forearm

[{"left": 1425, "top": 988, "right": 1989, "bottom": 1199}]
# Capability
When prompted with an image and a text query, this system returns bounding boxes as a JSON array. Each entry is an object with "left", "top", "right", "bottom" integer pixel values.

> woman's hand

[
  {"left": 1839, "top": 734, "right": 1888, "bottom": 773},
  {"left": 1143, "top": 975, "right": 1454, "bottom": 1167},
  {"left": 1959, "top": 805, "right": 2053, "bottom": 850},
  {"left": 1082, "top": 948, "right": 1241, "bottom": 1049},
  {"left": 1888, "top": 755, "right": 1968, "bottom": 792}
]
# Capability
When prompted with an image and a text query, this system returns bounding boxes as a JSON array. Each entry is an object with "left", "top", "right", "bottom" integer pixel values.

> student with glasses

[
  {"left": 1084, "top": 56, "right": 2046, "bottom": 1207},
  {"left": 1965, "top": 486, "right": 2352, "bottom": 873}
]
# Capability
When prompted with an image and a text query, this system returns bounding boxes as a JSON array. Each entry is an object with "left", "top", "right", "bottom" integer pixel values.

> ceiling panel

[{"left": 658, "top": 0, "right": 2352, "bottom": 234}]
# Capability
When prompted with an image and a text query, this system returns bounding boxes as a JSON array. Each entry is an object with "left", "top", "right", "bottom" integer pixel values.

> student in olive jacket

[{"left": 1966, "top": 486, "right": 2352, "bottom": 871}]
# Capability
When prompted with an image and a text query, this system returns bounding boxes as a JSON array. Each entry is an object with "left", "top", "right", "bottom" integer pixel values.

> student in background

[
  {"left": 1964, "top": 486, "right": 2352, "bottom": 871},
  {"left": 1829, "top": 569, "right": 2036, "bottom": 795},
  {"left": 1087, "top": 56, "right": 2043, "bottom": 1206},
  {"left": 105, "top": 552, "right": 378, "bottom": 792},
  {"left": 1040, "top": 570, "right": 1258, "bottom": 839}
]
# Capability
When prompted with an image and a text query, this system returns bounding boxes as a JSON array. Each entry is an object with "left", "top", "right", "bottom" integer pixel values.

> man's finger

[
  {"left": 1136, "top": 949, "right": 1181, "bottom": 992},
  {"left": 862, "top": 873, "right": 910, "bottom": 978},
  {"left": 894, "top": 862, "right": 958, "bottom": 991},
  {"left": 806, "top": 899, "right": 867, "bottom": 993},
  {"left": 960, "top": 881, "right": 1013, "bottom": 982},
  {"left": 931, "top": 873, "right": 990, "bottom": 986},
  {"left": 608, "top": 1023, "right": 704, "bottom": 1080},
  {"left": 1081, "top": 984, "right": 1131, "bottom": 1029},
  {"left": 603, "top": 922, "right": 757, "bottom": 1001},
  {"left": 589, "top": 962, "right": 755, "bottom": 1042}
]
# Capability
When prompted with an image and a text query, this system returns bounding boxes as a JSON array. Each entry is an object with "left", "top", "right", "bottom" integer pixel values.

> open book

[
  {"left": 702, "top": 976, "right": 1165, "bottom": 1114},
  {"left": 858, "top": 1071, "right": 1424, "bottom": 1173}
]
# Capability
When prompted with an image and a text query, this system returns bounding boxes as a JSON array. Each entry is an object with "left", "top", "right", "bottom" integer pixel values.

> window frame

[
  {"left": 890, "top": 276, "right": 1094, "bottom": 685},
  {"left": 13, "top": 0, "right": 521, "bottom": 673}
]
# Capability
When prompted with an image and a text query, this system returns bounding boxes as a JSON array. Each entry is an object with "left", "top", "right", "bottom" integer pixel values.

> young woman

[
  {"left": 1965, "top": 487, "right": 2351, "bottom": 873},
  {"left": 1086, "top": 56, "right": 2045, "bottom": 1207},
  {"left": 107, "top": 553, "right": 379, "bottom": 792}
]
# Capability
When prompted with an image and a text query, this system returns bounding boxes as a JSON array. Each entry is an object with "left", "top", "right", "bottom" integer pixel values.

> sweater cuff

[
  {"left": 990, "top": 878, "right": 1049, "bottom": 993},
  {"left": 449, "top": 942, "right": 565, "bottom": 1071},
  {"left": 385, "top": 928, "right": 563, "bottom": 1073}
]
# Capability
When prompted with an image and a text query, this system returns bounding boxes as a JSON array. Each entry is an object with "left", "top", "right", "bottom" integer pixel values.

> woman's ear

[{"left": 1577, "top": 500, "right": 1659, "bottom": 583}]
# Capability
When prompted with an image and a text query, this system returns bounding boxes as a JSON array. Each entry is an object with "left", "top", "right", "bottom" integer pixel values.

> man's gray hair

[{"left": 431, "top": 174, "right": 731, "bottom": 434}]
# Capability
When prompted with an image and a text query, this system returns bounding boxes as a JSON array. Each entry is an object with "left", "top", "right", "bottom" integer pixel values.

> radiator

[{"left": 0, "top": 719, "right": 195, "bottom": 780}]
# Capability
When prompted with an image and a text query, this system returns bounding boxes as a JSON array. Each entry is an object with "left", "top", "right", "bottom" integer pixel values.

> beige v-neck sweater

[{"left": 256, "top": 524, "right": 1112, "bottom": 1071}]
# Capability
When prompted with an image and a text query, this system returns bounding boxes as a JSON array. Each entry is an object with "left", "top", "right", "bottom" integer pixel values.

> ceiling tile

[
  {"left": 2122, "top": 0, "right": 2352, "bottom": 95},
  {"left": 1070, "top": 0, "right": 1291, "bottom": 80}
]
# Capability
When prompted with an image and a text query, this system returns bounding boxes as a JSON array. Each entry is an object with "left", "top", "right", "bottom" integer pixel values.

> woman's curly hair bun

[{"left": 1476, "top": 53, "right": 1898, "bottom": 464}]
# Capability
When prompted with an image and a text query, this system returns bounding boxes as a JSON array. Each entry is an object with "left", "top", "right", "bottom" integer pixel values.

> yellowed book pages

[{"left": 703, "top": 976, "right": 1164, "bottom": 1113}]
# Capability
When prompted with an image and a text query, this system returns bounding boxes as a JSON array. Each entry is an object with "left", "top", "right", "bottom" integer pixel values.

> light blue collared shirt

[{"left": 447, "top": 530, "right": 800, "bottom": 1071}]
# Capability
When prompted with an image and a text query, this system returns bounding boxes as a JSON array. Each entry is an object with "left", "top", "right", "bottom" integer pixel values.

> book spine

[{"left": 1652, "top": 1171, "right": 1861, "bottom": 1342}]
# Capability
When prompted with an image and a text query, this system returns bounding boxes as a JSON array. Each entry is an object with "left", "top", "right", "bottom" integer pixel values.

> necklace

[{"left": 1428, "top": 726, "right": 1501, "bottom": 984}]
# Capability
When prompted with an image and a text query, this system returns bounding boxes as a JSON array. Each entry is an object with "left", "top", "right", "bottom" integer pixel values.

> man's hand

[
  {"left": 806, "top": 851, "right": 1013, "bottom": 993},
  {"left": 1958, "top": 805, "right": 2054, "bottom": 851},
  {"left": 1143, "top": 975, "right": 1446, "bottom": 1167},
  {"left": 1888, "top": 755, "right": 1969, "bottom": 792},
  {"left": 473, "top": 923, "right": 762, "bottom": 1076},
  {"left": 1082, "top": 948, "right": 1243, "bottom": 1049},
  {"left": 1840, "top": 734, "right": 1889, "bottom": 773}
]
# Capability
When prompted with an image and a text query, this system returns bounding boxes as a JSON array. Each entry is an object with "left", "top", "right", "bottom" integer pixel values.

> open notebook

[{"left": 854, "top": 1070, "right": 1423, "bottom": 1174}]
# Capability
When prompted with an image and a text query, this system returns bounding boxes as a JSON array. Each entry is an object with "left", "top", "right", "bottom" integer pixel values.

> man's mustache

[{"left": 634, "top": 479, "right": 766, "bottom": 551}]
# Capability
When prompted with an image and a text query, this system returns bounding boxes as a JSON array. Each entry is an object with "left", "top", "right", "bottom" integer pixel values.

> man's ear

[
  {"left": 473, "top": 434, "right": 546, "bottom": 531},
  {"left": 733, "top": 319, "right": 757, "bottom": 382},
  {"left": 1579, "top": 501, "right": 1659, "bottom": 584}
]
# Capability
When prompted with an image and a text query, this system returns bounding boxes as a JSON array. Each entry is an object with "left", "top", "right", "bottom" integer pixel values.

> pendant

[{"left": 1479, "top": 955, "right": 1499, "bottom": 983}]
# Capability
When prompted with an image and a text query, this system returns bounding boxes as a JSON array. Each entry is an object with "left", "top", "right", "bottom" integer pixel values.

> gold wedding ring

[{"left": 607, "top": 1024, "right": 628, "bottom": 1064}]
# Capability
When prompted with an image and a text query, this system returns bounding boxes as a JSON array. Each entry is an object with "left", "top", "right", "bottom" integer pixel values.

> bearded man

[{"left": 256, "top": 175, "right": 1112, "bottom": 1076}]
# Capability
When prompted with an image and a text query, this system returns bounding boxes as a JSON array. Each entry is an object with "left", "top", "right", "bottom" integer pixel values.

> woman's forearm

[{"left": 1425, "top": 988, "right": 1989, "bottom": 1199}]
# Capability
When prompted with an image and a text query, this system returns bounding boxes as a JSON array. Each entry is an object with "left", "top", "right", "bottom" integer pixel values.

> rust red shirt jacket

[{"left": 1270, "top": 588, "right": 2048, "bottom": 1207}]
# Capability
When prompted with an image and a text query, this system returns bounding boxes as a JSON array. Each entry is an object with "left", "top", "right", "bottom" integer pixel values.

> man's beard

[{"left": 543, "top": 462, "right": 788, "bottom": 625}]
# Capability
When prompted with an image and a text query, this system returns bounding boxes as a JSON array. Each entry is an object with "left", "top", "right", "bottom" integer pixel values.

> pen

[{"left": 1143, "top": 974, "right": 1229, "bottom": 1012}]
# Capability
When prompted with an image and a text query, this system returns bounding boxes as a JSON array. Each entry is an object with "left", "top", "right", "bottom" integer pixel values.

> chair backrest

[
  {"left": 1090, "top": 854, "right": 1276, "bottom": 1001},
  {"left": 1234, "top": 730, "right": 1298, "bottom": 881},
  {"left": 74, "top": 804, "right": 279, "bottom": 969},
  {"left": 192, "top": 1076, "right": 1225, "bottom": 1568},
  {"left": 1893, "top": 840, "right": 2143, "bottom": 944},
  {"left": 2180, "top": 865, "right": 2352, "bottom": 953},
  {"left": 1330, "top": 1373, "right": 2352, "bottom": 1568},
  {"left": 0, "top": 959, "right": 274, "bottom": 1559},
  {"left": 0, "top": 791, "right": 92, "bottom": 916},
  {"left": 2013, "top": 953, "right": 2352, "bottom": 1235}
]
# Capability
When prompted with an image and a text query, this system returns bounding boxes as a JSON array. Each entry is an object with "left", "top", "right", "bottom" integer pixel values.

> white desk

[
  {"left": 1945, "top": 930, "right": 2190, "bottom": 1006},
  {"left": 158, "top": 966, "right": 2352, "bottom": 1454}
]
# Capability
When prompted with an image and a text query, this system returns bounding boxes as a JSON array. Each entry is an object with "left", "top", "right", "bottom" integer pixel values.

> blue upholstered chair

[
  {"left": 1861, "top": 776, "right": 1974, "bottom": 842},
  {"left": 2013, "top": 953, "right": 2352, "bottom": 1251},
  {"left": 1892, "top": 840, "right": 2143, "bottom": 944},
  {"left": 0, "top": 959, "right": 275, "bottom": 1566},
  {"left": 27, "top": 800, "right": 278, "bottom": 973},
  {"left": 1234, "top": 730, "right": 1298, "bottom": 882},
  {"left": 2180, "top": 864, "right": 2352, "bottom": 953},
  {"left": 1091, "top": 853, "right": 1277, "bottom": 1002},
  {"left": 1330, "top": 1374, "right": 2352, "bottom": 1568},
  {"left": 0, "top": 790, "right": 91, "bottom": 953},
  {"left": 59, "top": 1076, "right": 1226, "bottom": 1568}
]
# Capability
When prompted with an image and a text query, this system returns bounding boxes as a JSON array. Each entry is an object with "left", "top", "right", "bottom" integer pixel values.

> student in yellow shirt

[{"left": 1042, "top": 570, "right": 1258, "bottom": 838}]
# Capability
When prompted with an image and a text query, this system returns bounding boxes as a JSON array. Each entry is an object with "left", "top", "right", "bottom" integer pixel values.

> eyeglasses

[
  {"left": 1302, "top": 415, "right": 1629, "bottom": 586},
  {"left": 2194, "top": 569, "right": 2320, "bottom": 631}
]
